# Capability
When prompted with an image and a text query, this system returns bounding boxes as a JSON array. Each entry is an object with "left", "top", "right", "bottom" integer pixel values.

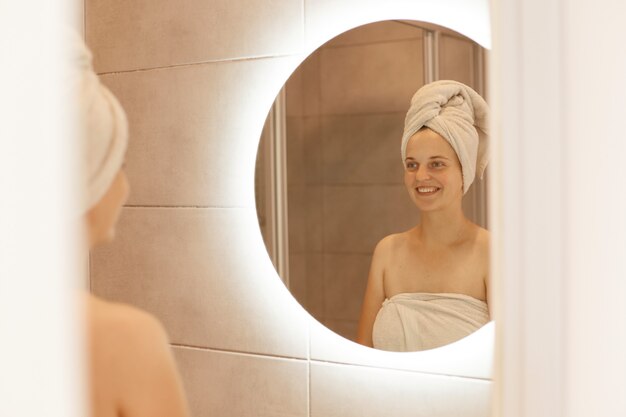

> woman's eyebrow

[{"left": 429, "top": 155, "right": 450, "bottom": 160}]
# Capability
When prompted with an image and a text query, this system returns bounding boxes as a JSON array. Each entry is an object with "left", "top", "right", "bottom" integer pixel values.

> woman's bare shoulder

[
  {"left": 85, "top": 294, "right": 190, "bottom": 417},
  {"left": 466, "top": 222, "right": 489, "bottom": 246},
  {"left": 475, "top": 225, "right": 490, "bottom": 250},
  {"left": 86, "top": 294, "right": 169, "bottom": 349},
  {"left": 375, "top": 230, "right": 412, "bottom": 253}
]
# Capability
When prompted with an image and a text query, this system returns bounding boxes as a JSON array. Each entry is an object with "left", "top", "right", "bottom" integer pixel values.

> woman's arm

[{"left": 356, "top": 237, "right": 390, "bottom": 347}]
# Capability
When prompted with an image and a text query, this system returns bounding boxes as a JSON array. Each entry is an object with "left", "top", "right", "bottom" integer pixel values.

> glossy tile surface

[
  {"left": 100, "top": 55, "right": 301, "bottom": 208},
  {"left": 174, "top": 347, "right": 307, "bottom": 417},
  {"left": 310, "top": 320, "right": 495, "bottom": 379},
  {"left": 321, "top": 113, "right": 406, "bottom": 185},
  {"left": 86, "top": 0, "right": 304, "bottom": 73},
  {"left": 91, "top": 207, "right": 308, "bottom": 358},
  {"left": 323, "top": 185, "right": 420, "bottom": 253},
  {"left": 319, "top": 39, "right": 423, "bottom": 115},
  {"left": 311, "top": 361, "right": 491, "bottom": 417},
  {"left": 323, "top": 253, "right": 370, "bottom": 321},
  {"left": 439, "top": 33, "right": 477, "bottom": 89}
]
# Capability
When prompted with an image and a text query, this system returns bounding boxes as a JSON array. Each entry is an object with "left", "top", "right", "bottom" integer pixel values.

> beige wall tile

[
  {"left": 99, "top": 55, "right": 301, "bottom": 208},
  {"left": 305, "top": 253, "right": 325, "bottom": 320},
  {"left": 287, "top": 184, "right": 307, "bottom": 253},
  {"left": 323, "top": 185, "right": 420, "bottom": 253},
  {"left": 323, "top": 253, "right": 370, "bottom": 321},
  {"left": 301, "top": 52, "right": 322, "bottom": 117},
  {"left": 303, "top": 117, "right": 324, "bottom": 185},
  {"left": 286, "top": 66, "right": 304, "bottom": 117},
  {"left": 310, "top": 362, "right": 491, "bottom": 417},
  {"left": 323, "top": 319, "right": 359, "bottom": 342},
  {"left": 287, "top": 252, "right": 326, "bottom": 324},
  {"left": 320, "top": 39, "right": 423, "bottom": 115},
  {"left": 286, "top": 183, "right": 323, "bottom": 255},
  {"left": 255, "top": 111, "right": 272, "bottom": 250},
  {"left": 324, "top": 20, "right": 422, "bottom": 48},
  {"left": 304, "top": 185, "right": 324, "bottom": 252},
  {"left": 310, "top": 320, "right": 495, "bottom": 379},
  {"left": 288, "top": 253, "right": 307, "bottom": 307},
  {"left": 91, "top": 207, "right": 309, "bottom": 358},
  {"left": 321, "top": 113, "right": 406, "bottom": 185},
  {"left": 174, "top": 347, "right": 307, "bottom": 417},
  {"left": 85, "top": 0, "right": 304, "bottom": 73},
  {"left": 439, "top": 34, "right": 476, "bottom": 89},
  {"left": 286, "top": 116, "right": 305, "bottom": 186}
]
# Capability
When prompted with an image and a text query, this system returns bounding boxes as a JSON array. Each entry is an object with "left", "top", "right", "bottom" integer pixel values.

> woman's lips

[{"left": 415, "top": 186, "right": 440, "bottom": 196}]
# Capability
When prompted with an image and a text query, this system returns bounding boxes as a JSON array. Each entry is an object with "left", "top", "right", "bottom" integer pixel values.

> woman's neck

[{"left": 416, "top": 206, "right": 472, "bottom": 246}]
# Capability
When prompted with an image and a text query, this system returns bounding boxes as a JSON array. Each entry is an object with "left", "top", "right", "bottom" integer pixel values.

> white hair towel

[
  {"left": 400, "top": 80, "right": 489, "bottom": 194},
  {"left": 70, "top": 31, "right": 128, "bottom": 212}
]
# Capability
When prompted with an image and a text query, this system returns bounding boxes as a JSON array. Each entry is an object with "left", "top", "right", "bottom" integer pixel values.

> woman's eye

[
  {"left": 431, "top": 161, "right": 445, "bottom": 168},
  {"left": 406, "top": 162, "right": 417, "bottom": 170}
]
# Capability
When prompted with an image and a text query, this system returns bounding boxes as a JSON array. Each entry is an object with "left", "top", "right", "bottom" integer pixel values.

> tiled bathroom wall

[{"left": 86, "top": 1, "right": 492, "bottom": 416}]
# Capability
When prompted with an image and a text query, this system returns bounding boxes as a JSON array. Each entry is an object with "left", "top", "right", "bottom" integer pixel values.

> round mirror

[{"left": 255, "top": 20, "right": 490, "bottom": 351}]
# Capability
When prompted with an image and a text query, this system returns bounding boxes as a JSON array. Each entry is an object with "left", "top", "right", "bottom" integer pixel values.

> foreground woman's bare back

[{"left": 86, "top": 295, "right": 190, "bottom": 417}]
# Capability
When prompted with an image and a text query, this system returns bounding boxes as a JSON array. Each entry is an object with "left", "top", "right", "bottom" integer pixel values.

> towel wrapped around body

[{"left": 372, "top": 292, "right": 489, "bottom": 352}]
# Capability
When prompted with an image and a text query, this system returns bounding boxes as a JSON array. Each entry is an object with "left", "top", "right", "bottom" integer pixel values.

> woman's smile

[{"left": 415, "top": 186, "right": 441, "bottom": 196}]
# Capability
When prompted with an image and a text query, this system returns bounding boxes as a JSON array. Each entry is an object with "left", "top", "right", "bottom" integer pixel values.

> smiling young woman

[{"left": 356, "top": 80, "right": 491, "bottom": 352}]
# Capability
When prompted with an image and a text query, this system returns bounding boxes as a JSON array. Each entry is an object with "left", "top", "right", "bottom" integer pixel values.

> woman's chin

[{"left": 411, "top": 198, "right": 440, "bottom": 211}]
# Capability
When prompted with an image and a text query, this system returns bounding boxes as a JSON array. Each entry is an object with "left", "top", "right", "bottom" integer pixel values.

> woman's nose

[{"left": 415, "top": 165, "right": 430, "bottom": 181}]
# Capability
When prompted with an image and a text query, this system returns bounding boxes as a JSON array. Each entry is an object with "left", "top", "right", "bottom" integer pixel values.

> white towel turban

[
  {"left": 70, "top": 31, "right": 128, "bottom": 213},
  {"left": 400, "top": 80, "right": 489, "bottom": 194}
]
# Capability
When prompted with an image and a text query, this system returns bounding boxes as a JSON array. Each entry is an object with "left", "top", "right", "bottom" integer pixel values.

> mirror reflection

[{"left": 255, "top": 20, "right": 490, "bottom": 351}]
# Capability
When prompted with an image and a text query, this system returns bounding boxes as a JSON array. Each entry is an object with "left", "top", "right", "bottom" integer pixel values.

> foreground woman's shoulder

[
  {"left": 86, "top": 294, "right": 190, "bottom": 417},
  {"left": 86, "top": 294, "right": 169, "bottom": 351}
]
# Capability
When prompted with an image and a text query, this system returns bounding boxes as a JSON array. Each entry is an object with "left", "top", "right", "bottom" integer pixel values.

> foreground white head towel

[
  {"left": 70, "top": 32, "right": 128, "bottom": 213},
  {"left": 400, "top": 80, "right": 489, "bottom": 194},
  {"left": 372, "top": 292, "right": 490, "bottom": 352}
]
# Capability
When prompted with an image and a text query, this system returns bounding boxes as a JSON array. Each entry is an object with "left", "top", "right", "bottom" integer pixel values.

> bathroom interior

[
  {"left": 2, "top": 1, "right": 626, "bottom": 417},
  {"left": 88, "top": 14, "right": 494, "bottom": 416}
]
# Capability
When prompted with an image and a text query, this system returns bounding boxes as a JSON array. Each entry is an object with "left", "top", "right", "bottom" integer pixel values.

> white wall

[
  {"left": 0, "top": 3, "right": 83, "bottom": 417},
  {"left": 492, "top": 0, "right": 626, "bottom": 416}
]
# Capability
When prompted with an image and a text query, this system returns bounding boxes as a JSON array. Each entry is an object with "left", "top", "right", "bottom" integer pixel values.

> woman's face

[
  {"left": 86, "top": 169, "right": 130, "bottom": 247},
  {"left": 403, "top": 128, "right": 463, "bottom": 212}
]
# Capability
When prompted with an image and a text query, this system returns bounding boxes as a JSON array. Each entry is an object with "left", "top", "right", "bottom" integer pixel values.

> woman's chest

[{"left": 383, "top": 244, "right": 487, "bottom": 300}]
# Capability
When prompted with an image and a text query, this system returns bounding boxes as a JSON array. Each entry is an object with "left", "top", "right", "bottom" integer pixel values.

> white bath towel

[
  {"left": 372, "top": 292, "right": 490, "bottom": 352},
  {"left": 69, "top": 31, "right": 128, "bottom": 212},
  {"left": 400, "top": 80, "right": 489, "bottom": 194}
]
